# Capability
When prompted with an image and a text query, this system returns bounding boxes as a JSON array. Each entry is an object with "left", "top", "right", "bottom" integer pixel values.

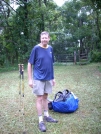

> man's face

[{"left": 40, "top": 34, "right": 50, "bottom": 45}]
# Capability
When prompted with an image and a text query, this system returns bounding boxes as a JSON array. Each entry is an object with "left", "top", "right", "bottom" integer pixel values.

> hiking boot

[
  {"left": 38, "top": 121, "right": 46, "bottom": 132},
  {"left": 44, "top": 116, "right": 58, "bottom": 123}
]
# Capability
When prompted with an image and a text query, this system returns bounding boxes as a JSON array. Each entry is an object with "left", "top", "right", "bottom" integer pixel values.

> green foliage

[
  {"left": 91, "top": 50, "right": 101, "bottom": 62},
  {"left": 0, "top": 0, "right": 101, "bottom": 67},
  {"left": 91, "top": 0, "right": 101, "bottom": 9},
  {"left": 0, "top": 55, "right": 5, "bottom": 67}
]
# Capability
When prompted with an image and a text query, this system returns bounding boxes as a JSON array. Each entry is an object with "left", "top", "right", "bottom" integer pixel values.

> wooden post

[
  {"left": 74, "top": 51, "right": 76, "bottom": 64},
  {"left": 78, "top": 50, "right": 80, "bottom": 62}
]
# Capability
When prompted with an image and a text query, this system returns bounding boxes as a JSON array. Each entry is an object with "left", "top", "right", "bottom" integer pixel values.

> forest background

[{"left": 0, "top": 0, "right": 101, "bottom": 67}]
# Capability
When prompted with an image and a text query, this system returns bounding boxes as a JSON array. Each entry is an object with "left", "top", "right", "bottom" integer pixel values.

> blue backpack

[{"left": 48, "top": 89, "right": 79, "bottom": 113}]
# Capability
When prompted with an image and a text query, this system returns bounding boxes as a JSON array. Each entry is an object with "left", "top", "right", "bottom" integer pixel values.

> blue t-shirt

[{"left": 28, "top": 45, "right": 54, "bottom": 80}]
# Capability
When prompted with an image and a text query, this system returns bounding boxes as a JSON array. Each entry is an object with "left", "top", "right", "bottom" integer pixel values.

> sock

[
  {"left": 44, "top": 110, "right": 49, "bottom": 117},
  {"left": 39, "top": 115, "right": 43, "bottom": 123}
]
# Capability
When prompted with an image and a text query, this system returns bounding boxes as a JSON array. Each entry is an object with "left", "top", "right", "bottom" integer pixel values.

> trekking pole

[
  {"left": 18, "top": 64, "right": 22, "bottom": 121},
  {"left": 18, "top": 64, "right": 26, "bottom": 134},
  {"left": 21, "top": 64, "right": 26, "bottom": 134}
]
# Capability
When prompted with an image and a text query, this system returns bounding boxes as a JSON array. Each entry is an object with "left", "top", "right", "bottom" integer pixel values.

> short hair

[{"left": 40, "top": 31, "right": 50, "bottom": 37}]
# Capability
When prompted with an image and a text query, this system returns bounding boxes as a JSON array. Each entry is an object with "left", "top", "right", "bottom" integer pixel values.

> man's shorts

[{"left": 32, "top": 80, "right": 53, "bottom": 95}]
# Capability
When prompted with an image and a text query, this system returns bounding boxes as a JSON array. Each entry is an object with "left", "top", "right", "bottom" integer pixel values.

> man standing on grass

[{"left": 28, "top": 31, "right": 58, "bottom": 132}]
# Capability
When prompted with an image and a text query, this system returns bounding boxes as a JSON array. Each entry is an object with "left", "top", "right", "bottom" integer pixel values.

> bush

[
  {"left": 91, "top": 50, "right": 101, "bottom": 62},
  {"left": 0, "top": 55, "right": 5, "bottom": 67}
]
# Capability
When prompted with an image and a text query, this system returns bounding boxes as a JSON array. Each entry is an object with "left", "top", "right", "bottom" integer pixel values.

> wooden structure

[
  {"left": 55, "top": 51, "right": 77, "bottom": 64},
  {"left": 78, "top": 50, "right": 89, "bottom": 65},
  {"left": 55, "top": 50, "right": 89, "bottom": 65}
]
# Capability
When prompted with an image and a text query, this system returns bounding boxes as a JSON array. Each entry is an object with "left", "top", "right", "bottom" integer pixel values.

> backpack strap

[
  {"left": 53, "top": 89, "right": 71, "bottom": 102},
  {"left": 63, "top": 89, "right": 70, "bottom": 95},
  {"left": 53, "top": 91, "right": 63, "bottom": 102},
  {"left": 62, "top": 89, "right": 71, "bottom": 101}
]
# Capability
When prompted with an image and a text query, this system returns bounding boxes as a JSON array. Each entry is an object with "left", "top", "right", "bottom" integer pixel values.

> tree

[
  {"left": 91, "top": 0, "right": 101, "bottom": 9},
  {"left": 0, "top": 0, "right": 101, "bottom": 65}
]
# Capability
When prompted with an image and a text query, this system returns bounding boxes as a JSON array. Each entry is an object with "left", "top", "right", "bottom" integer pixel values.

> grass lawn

[{"left": 0, "top": 63, "right": 101, "bottom": 134}]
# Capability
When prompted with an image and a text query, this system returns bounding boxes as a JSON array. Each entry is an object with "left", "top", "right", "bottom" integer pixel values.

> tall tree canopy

[{"left": 0, "top": 0, "right": 101, "bottom": 66}]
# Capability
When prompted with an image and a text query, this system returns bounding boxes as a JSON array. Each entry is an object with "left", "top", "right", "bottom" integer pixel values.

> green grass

[
  {"left": 0, "top": 63, "right": 101, "bottom": 134},
  {"left": 98, "top": 65, "right": 101, "bottom": 72}
]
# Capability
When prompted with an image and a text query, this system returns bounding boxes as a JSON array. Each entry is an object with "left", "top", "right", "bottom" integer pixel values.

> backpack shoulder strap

[
  {"left": 53, "top": 91, "right": 63, "bottom": 102},
  {"left": 62, "top": 89, "right": 71, "bottom": 100}
]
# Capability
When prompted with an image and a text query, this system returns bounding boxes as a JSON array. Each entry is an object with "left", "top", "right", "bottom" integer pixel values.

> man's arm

[{"left": 28, "top": 62, "right": 33, "bottom": 88}]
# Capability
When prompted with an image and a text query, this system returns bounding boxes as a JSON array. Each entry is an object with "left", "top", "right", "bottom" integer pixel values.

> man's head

[{"left": 40, "top": 31, "right": 50, "bottom": 46}]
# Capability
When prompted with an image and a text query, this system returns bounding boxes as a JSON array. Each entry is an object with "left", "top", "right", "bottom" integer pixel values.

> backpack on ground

[{"left": 48, "top": 89, "right": 79, "bottom": 113}]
